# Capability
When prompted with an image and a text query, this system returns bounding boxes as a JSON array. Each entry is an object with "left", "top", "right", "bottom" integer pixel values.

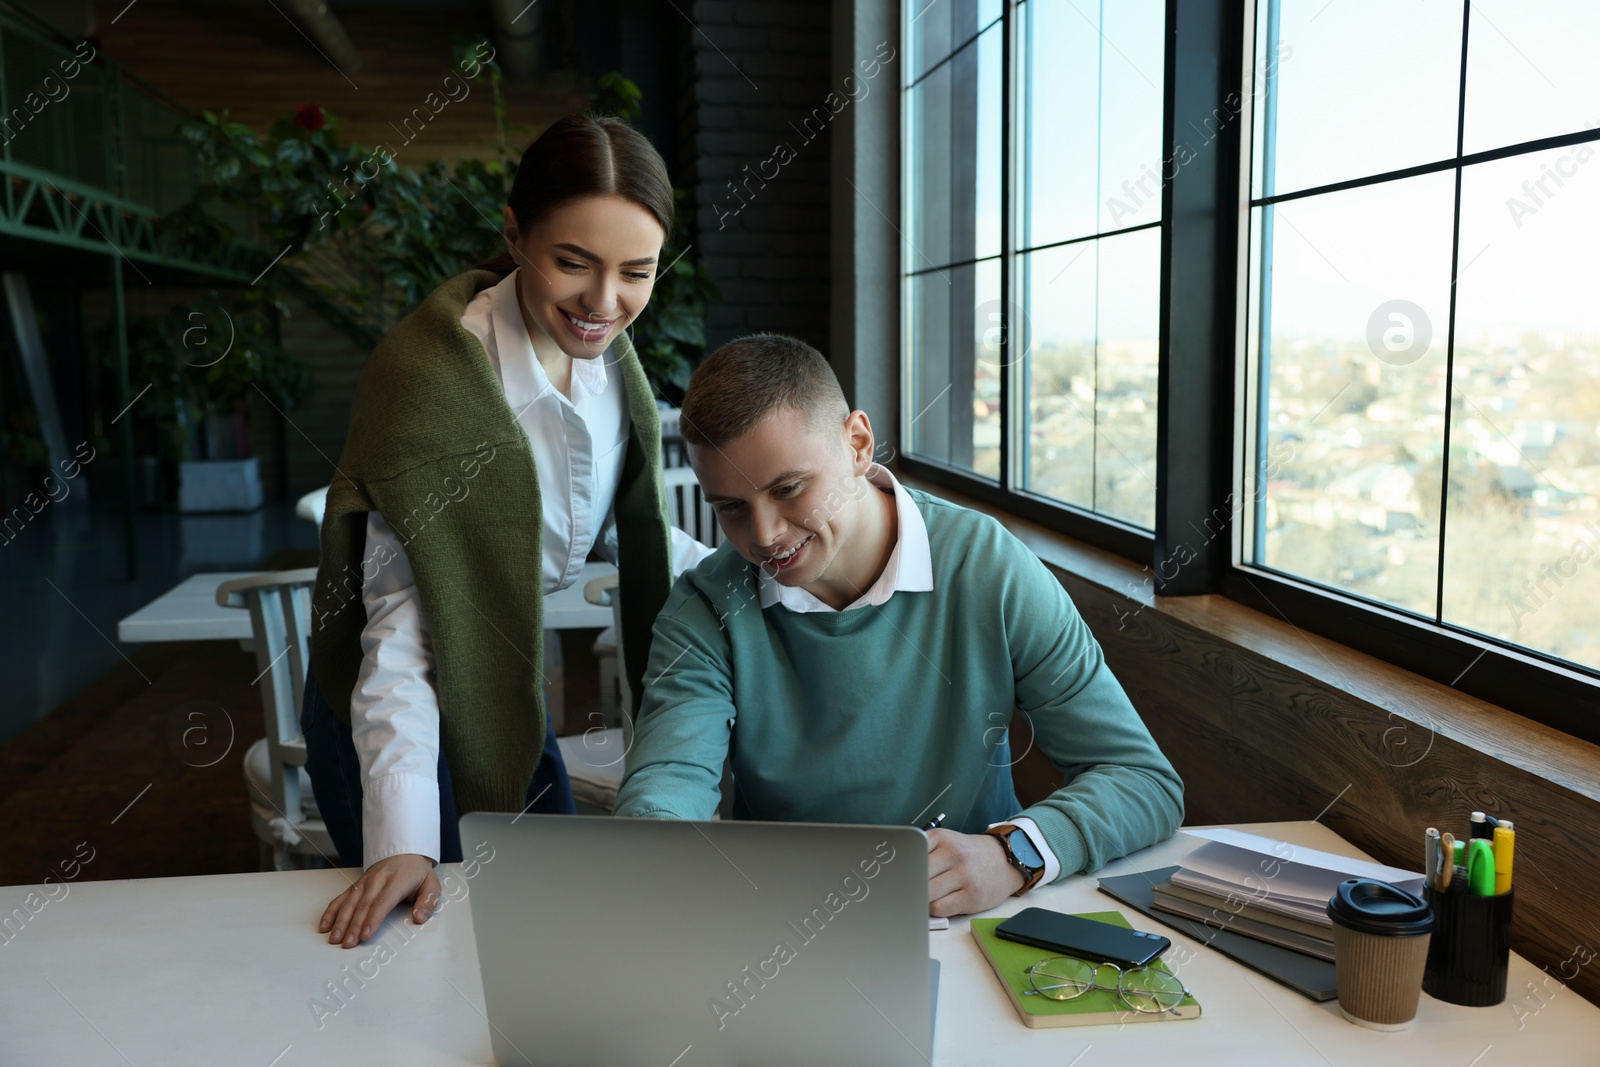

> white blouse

[{"left": 349, "top": 270, "right": 709, "bottom": 867}]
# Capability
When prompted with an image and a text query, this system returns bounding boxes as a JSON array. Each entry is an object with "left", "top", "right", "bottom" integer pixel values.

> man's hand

[
  {"left": 927, "top": 829, "right": 1024, "bottom": 918},
  {"left": 319, "top": 853, "right": 439, "bottom": 948}
]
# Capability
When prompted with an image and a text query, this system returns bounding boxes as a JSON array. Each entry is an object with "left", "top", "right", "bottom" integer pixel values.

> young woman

[{"left": 302, "top": 115, "right": 706, "bottom": 947}]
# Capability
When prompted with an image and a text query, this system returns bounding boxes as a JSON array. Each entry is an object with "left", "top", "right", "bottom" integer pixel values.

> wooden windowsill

[{"left": 900, "top": 473, "right": 1600, "bottom": 802}]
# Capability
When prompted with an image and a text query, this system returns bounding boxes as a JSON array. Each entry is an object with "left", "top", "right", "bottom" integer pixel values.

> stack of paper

[
  {"left": 1150, "top": 880, "right": 1336, "bottom": 959},
  {"left": 1168, "top": 828, "right": 1426, "bottom": 929}
]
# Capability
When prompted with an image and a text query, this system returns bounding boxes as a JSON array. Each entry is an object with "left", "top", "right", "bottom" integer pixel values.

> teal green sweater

[{"left": 614, "top": 488, "right": 1184, "bottom": 879}]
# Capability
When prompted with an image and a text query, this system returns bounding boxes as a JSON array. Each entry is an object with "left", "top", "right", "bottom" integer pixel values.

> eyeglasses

[{"left": 1021, "top": 956, "right": 1192, "bottom": 1015}]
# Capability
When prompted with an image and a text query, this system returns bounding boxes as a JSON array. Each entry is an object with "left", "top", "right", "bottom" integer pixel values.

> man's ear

[{"left": 842, "top": 410, "right": 876, "bottom": 474}]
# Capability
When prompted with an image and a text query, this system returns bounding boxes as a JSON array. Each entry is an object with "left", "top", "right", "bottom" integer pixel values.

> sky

[
  {"left": 907, "top": 0, "right": 1600, "bottom": 341},
  {"left": 1256, "top": 0, "right": 1600, "bottom": 339}
]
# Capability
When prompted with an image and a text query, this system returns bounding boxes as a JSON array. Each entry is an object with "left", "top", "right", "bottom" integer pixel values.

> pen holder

[{"left": 1422, "top": 885, "right": 1513, "bottom": 1006}]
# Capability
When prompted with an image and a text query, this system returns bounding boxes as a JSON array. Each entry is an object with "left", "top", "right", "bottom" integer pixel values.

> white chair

[
  {"left": 659, "top": 405, "right": 688, "bottom": 469},
  {"left": 216, "top": 569, "right": 336, "bottom": 871},
  {"left": 295, "top": 485, "right": 329, "bottom": 526},
  {"left": 663, "top": 464, "right": 723, "bottom": 551}
]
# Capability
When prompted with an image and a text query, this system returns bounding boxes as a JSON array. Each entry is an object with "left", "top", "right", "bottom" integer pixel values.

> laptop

[{"left": 460, "top": 813, "right": 937, "bottom": 1067}]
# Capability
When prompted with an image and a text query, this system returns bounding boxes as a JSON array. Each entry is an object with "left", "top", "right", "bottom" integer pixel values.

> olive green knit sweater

[{"left": 308, "top": 269, "right": 672, "bottom": 817}]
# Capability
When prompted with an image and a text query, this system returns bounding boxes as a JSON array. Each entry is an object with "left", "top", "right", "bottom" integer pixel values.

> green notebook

[{"left": 971, "top": 911, "right": 1203, "bottom": 1028}]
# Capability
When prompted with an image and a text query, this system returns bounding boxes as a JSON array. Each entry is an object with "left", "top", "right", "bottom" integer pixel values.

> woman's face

[{"left": 502, "top": 194, "right": 665, "bottom": 362}]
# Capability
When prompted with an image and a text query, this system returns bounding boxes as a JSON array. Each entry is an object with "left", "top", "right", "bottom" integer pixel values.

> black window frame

[
  {"left": 898, "top": 0, "right": 1161, "bottom": 565},
  {"left": 895, "top": 0, "right": 1600, "bottom": 747}
]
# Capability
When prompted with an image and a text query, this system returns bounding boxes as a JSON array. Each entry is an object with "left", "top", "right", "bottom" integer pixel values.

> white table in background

[
  {"left": 115, "top": 571, "right": 256, "bottom": 644},
  {"left": 1, "top": 821, "right": 1591, "bottom": 1065},
  {"left": 114, "top": 564, "right": 616, "bottom": 730},
  {"left": 115, "top": 563, "right": 614, "bottom": 645},
  {"left": 540, "top": 560, "right": 613, "bottom": 630}
]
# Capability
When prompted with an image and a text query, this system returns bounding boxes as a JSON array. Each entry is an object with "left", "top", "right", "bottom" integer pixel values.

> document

[{"left": 1171, "top": 828, "right": 1426, "bottom": 924}]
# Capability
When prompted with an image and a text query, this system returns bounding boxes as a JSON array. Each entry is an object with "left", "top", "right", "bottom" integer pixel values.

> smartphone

[{"left": 995, "top": 908, "right": 1171, "bottom": 968}]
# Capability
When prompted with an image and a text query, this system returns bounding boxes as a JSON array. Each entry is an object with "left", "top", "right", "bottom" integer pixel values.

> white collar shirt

[
  {"left": 461, "top": 269, "right": 630, "bottom": 594},
  {"left": 751, "top": 463, "right": 1062, "bottom": 884}
]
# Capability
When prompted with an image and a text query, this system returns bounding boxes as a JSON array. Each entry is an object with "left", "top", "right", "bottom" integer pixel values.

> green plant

[
  {"left": 157, "top": 61, "right": 716, "bottom": 397},
  {"left": 631, "top": 187, "right": 718, "bottom": 393},
  {"left": 591, "top": 71, "right": 643, "bottom": 124},
  {"left": 589, "top": 75, "right": 720, "bottom": 396}
]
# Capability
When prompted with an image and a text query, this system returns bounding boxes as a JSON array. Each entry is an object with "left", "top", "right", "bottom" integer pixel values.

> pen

[
  {"left": 1493, "top": 821, "right": 1515, "bottom": 894},
  {"left": 920, "top": 813, "right": 946, "bottom": 832},
  {"left": 1467, "top": 838, "right": 1496, "bottom": 896},
  {"left": 1469, "top": 811, "right": 1498, "bottom": 841},
  {"left": 1437, "top": 833, "right": 1455, "bottom": 891},
  {"left": 1425, "top": 827, "right": 1440, "bottom": 890}
]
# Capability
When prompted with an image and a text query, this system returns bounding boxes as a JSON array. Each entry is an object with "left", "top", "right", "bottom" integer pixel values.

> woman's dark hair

[{"left": 476, "top": 114, "right": 674, "bottom": 274}]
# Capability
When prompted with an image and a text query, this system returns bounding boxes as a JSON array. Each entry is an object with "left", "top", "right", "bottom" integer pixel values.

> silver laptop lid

[{"left": 460, "top": 813, "right": 932, "bottom": 1067}]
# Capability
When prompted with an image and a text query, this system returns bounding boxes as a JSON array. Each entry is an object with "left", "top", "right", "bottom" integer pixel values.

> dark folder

[{"left": 1097, "top": 866, "right": 1338, "bottom": 1003}]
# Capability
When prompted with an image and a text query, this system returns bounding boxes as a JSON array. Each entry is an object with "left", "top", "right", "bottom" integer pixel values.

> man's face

[
  {"left": 691, "top": 405, "right": 879, "bottom": 602},
  {"left": 501, "top": 194, "right": 664, "bottom": 362}
]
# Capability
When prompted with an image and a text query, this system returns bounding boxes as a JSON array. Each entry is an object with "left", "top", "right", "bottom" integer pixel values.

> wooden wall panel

[{"left": 95, "top": 3, "right": 587, "bottom": 165}]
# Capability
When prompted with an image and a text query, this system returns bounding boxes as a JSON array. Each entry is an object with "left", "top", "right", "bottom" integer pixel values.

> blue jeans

[{"left": 301, "top": 662, "right": 575, "bottom": 868}]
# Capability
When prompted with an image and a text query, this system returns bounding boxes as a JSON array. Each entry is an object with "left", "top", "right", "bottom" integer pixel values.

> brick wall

[{"left": 685, "top": 1, "right": 834, "bottom": 351}]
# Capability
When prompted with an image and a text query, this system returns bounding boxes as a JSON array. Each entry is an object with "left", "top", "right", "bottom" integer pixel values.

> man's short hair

[{"left": 679, "top": 334, "right": 850, "bottom": 448}]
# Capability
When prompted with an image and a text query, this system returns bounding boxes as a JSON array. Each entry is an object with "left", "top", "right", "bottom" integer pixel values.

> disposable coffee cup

[{"left": 1327, "top": 877, "right": 1434, "bottom": 1030}]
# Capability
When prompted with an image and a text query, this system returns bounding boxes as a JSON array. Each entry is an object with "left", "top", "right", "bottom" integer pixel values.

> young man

[{"left": 613, "top": 335, "right": 1183, "bottom": 917}]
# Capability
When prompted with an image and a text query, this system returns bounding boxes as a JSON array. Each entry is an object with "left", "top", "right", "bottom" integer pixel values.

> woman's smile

[{"left": 560, "top": 308, "right": 617, "bottom": 345}]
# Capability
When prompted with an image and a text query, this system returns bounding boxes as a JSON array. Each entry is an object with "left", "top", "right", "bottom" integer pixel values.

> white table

[
  {"left": 542, "top": 560, "right": 614, "bottom": 630},
  {"left": 1, "top": 821, "right": 1591, "bottom": 1065},
  {"left": 113, "top": 565, "right": 616, "bottom": 729},
  {"left": 115, "top": 570, "right": 257, "bottom": 643},
  {"left": 115, "top": 564, "right": 614, "bottom": 644}
]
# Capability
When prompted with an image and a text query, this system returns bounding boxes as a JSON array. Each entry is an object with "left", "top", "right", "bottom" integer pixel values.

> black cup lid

[{"left": 1326, "top": 878, "right": 1434, "bottom": 936}]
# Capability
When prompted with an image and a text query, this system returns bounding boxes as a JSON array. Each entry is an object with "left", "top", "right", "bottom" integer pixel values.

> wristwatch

[{"left": 985, "top": 824, "right": 1046, "bottom": 895}]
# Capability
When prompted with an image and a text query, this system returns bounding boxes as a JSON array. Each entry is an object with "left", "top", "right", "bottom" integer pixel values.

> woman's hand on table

[{"left": 319, "top": 853, "right": 440, "bottom": 948}]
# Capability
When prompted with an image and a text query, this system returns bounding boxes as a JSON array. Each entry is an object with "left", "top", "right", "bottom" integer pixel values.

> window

[
  {"left": 892, "top": 0, "right": 1600, "bottom": 741},
  {"left": 1243, "top": 0, "right": 1600, "bottom": 677},
  {"left": 902, "top": 0, "right": 1166, "bottom": 531}
]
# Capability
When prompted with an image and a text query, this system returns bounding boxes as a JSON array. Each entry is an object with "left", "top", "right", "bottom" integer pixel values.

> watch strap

[{"left": 985, "top": 824, "right": 1046, "bottom": 895}]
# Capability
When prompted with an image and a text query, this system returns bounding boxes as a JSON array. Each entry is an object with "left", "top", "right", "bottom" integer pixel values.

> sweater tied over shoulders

[{"left": 309, "top": 269, "right": 672, "bottom": 817}]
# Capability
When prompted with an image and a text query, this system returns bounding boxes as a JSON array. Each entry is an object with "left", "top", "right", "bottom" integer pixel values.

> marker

[
  {"left": 1467, "top": 839, "right": 1497, "bottom": 896},
  {"left": 1469, "top": 811, "right": 1498, "bottom": 841},
  {"left": 1453, "top": 838, "right": 1466, "bottom": 867},
  {"left": 1493, "top": 821, "right": 1515, "bottom": 895},
  {"left": 1425, "top": 827, "right": 1441, "bottom": 890},
  {"left": 919, "top": 813, "right": 946, "bottom": 832}
]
